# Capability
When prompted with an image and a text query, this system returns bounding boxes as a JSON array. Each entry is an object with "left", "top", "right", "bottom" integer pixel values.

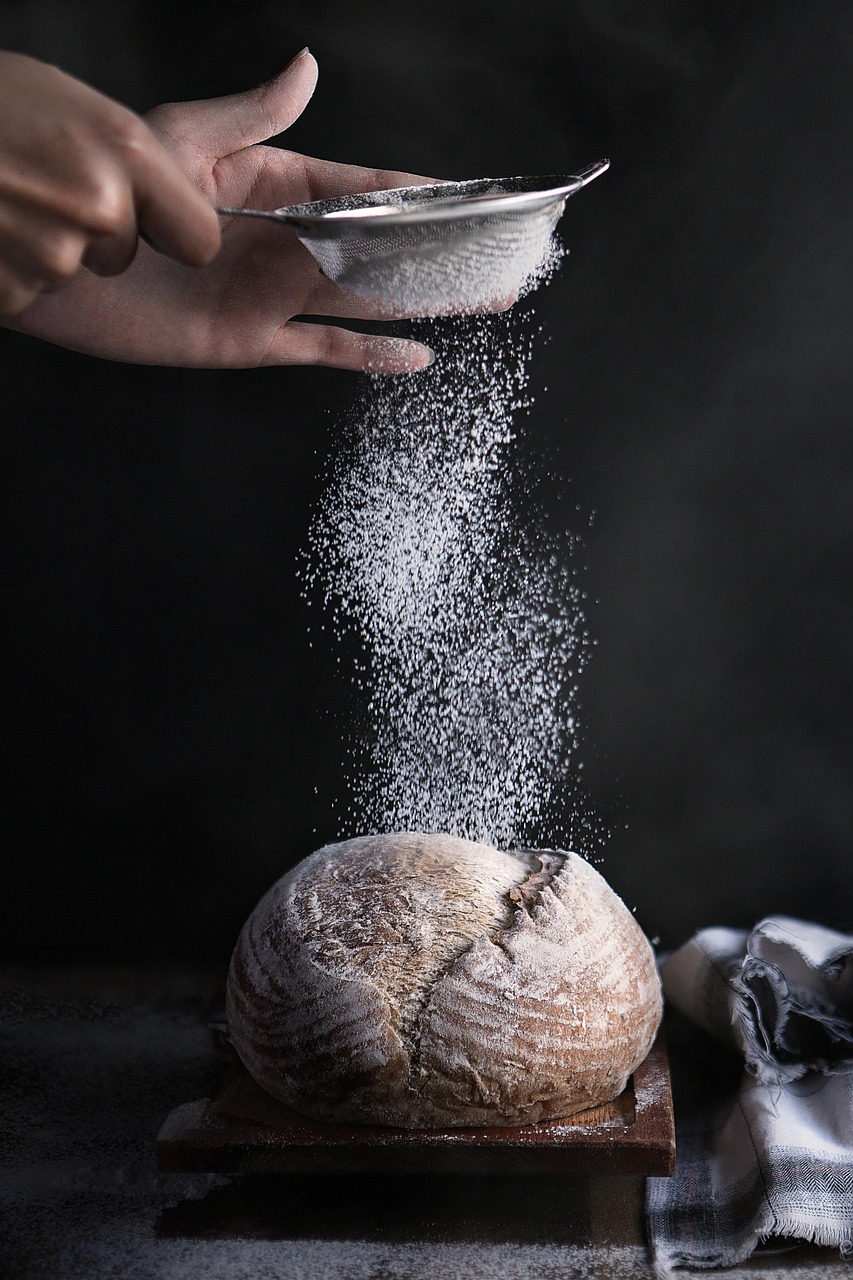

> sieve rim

[{"left": 276, "top": 161, "right": 609, "bottom": 238}]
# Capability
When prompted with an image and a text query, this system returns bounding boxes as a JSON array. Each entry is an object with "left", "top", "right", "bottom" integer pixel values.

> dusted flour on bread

[{"left": 226, "top": 832, "right": 662, "bottom": 1128}]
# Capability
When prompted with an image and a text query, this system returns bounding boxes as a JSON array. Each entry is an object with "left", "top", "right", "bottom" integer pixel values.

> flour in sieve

[
  {"left": 302, "top": 247, "right": 593, "bottom": 850},
  {"left": 313, "top": 202, "right": 567, "bottom": 315}
]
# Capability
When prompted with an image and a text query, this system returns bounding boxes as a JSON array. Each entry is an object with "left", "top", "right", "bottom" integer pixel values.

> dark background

[{"left": 1, "top": 0, "right": 851, "bottom": 964}]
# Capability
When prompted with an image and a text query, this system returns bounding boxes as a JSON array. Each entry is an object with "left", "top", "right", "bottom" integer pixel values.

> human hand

[
  {"left": 9, "top": 50, "right": 436, "bottom": 373},
  {"left": 0, "top": 50, "right": 220, "bottom": 314}
]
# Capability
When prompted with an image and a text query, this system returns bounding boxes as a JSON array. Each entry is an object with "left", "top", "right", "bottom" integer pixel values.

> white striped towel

[{"left": 646, "top": 917, "right": 853, "bottom": 1272}]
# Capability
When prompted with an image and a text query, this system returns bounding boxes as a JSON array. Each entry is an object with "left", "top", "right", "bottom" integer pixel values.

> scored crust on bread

[{"left": 226, "top": 832, "right": 663, "bottom": 1128}]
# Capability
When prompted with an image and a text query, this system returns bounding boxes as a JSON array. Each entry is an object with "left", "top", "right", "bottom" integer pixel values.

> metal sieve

[{"left": 217, "top": 159, "right": 609, "bottom": 311}]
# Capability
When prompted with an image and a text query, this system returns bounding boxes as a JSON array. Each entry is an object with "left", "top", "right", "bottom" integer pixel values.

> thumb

[{"left": 147, "top": 48, "right": 318, "bottom": 158}]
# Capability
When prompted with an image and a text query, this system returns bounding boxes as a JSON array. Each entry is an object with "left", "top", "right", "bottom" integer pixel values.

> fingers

[
  {"left": 126, "top": 119, "right": 221, "bottom": 267},
  {"left": 0, "top": 52, "right": 221, "bottom": 284},
  {"left": 0, "top": 200, "right": 89, "bottom": 312},
  {"left": 303, "top": 273, "right": 425, "bottom": 322},
  {"left": 146, "top": 49, "right": 319, "bottom": 159},
  {"left": 263, "top": 321, "right": 435, "bottom": 374},
  {"left": 0, "top": 144, "right": 215, "bottom": 300},
  {"left": 132, "top": 180, "right": 220, "bottom": 268},
  {"left": 282, "top": 151, "right": 436, "bottom": 205},
  {"left": 0, "top": 259, "right": 40, "bottom": 315},
  {"left": 304, "top": 271, "right": 515, "bottom": 322},
  {"left": 81, "top": 216, "right": 139, "bottom": 277}
]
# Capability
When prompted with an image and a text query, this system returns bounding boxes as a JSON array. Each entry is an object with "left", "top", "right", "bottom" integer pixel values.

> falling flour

[{"left": 303, "top": 239, "right": 593, "bottom": 851}]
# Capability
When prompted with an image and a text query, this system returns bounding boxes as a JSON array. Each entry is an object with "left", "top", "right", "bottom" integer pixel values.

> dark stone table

[{"left": 1, "top": 968, "right": 847, "bottom": 1279}]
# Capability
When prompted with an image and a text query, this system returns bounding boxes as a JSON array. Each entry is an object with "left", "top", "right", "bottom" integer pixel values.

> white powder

[
  {"left": 303, "top": 241, "right": 593, "bottom": 850},
  {"left": 304, "top": 198, "right": 567, "bottom": 315}
]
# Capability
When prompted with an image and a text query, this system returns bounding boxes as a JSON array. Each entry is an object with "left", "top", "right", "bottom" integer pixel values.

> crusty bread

[{"left": 226, "top": 832, "right": 662, "bottom": 1127}]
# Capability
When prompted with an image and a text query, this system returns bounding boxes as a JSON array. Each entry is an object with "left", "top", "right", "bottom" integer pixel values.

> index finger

[{"left": 130, "top": 122, "right": 221, "bottom": 266}]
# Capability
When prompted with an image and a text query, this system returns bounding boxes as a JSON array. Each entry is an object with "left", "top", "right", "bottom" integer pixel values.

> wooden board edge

[{"left": 156, "top": 1036, "right": 675, "bottom": 1177}]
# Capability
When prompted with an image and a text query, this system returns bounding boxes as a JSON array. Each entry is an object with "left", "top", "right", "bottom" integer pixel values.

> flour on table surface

[{"left": 1, "top": 985, "right": 666, "bottom": 1280}]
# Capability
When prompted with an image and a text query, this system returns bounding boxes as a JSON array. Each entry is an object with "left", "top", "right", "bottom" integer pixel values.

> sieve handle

[
  {"left": 216, "top": 206, "right": 292, "bottom": 225},
  {"left": 216, "top": 204, "right": 401, "bottom": 224}
]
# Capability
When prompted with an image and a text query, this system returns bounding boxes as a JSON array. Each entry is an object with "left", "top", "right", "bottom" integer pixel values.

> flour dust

[{"left": 302, "top": 259, "right": 594, "bottom": 852}]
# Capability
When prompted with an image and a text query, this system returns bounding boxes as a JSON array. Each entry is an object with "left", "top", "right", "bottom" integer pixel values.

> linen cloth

[{"left": 646, "top": 916, "right": 853, "bottom": 1272}]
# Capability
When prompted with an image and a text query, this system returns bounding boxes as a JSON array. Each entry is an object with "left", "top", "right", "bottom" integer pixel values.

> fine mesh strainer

[{"left": 217, "top": 159, "right": 608, "bottom": 312}]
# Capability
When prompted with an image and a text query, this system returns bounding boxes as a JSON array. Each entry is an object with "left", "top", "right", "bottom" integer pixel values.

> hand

[
  {"left": 8, "top": 50, "right": 436, "bottom": 373},
  {"left": 0, "top": 50, "right": 220, "bottom": 314}
]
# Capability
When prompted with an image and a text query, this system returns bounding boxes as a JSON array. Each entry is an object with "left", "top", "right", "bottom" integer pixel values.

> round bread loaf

[{"left": 226, "top": 832, "right": 662, "bottom": 1127}]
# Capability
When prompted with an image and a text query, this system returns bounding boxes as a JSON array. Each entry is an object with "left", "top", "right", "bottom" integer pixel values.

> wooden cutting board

[{"left": 157, "top": 1033, "right": 675, "bottom": 1177}]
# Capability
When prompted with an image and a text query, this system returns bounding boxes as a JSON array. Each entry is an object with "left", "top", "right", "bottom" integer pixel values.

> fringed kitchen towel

[{"left": 646, "top": 916, "right": 853, "bottom": 1272}]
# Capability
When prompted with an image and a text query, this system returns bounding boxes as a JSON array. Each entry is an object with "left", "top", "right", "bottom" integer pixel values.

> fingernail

[
  {"left": 289, "top": 47, "right": 311, "bottom": 65},
  {"left": 390, "top": 345, "right": 435, "bottom": 375}
]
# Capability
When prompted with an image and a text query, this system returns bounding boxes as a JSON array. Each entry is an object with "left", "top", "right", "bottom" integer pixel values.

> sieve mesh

[{"left": 305, "top": 204, "right": 565, "bottom": 311}]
